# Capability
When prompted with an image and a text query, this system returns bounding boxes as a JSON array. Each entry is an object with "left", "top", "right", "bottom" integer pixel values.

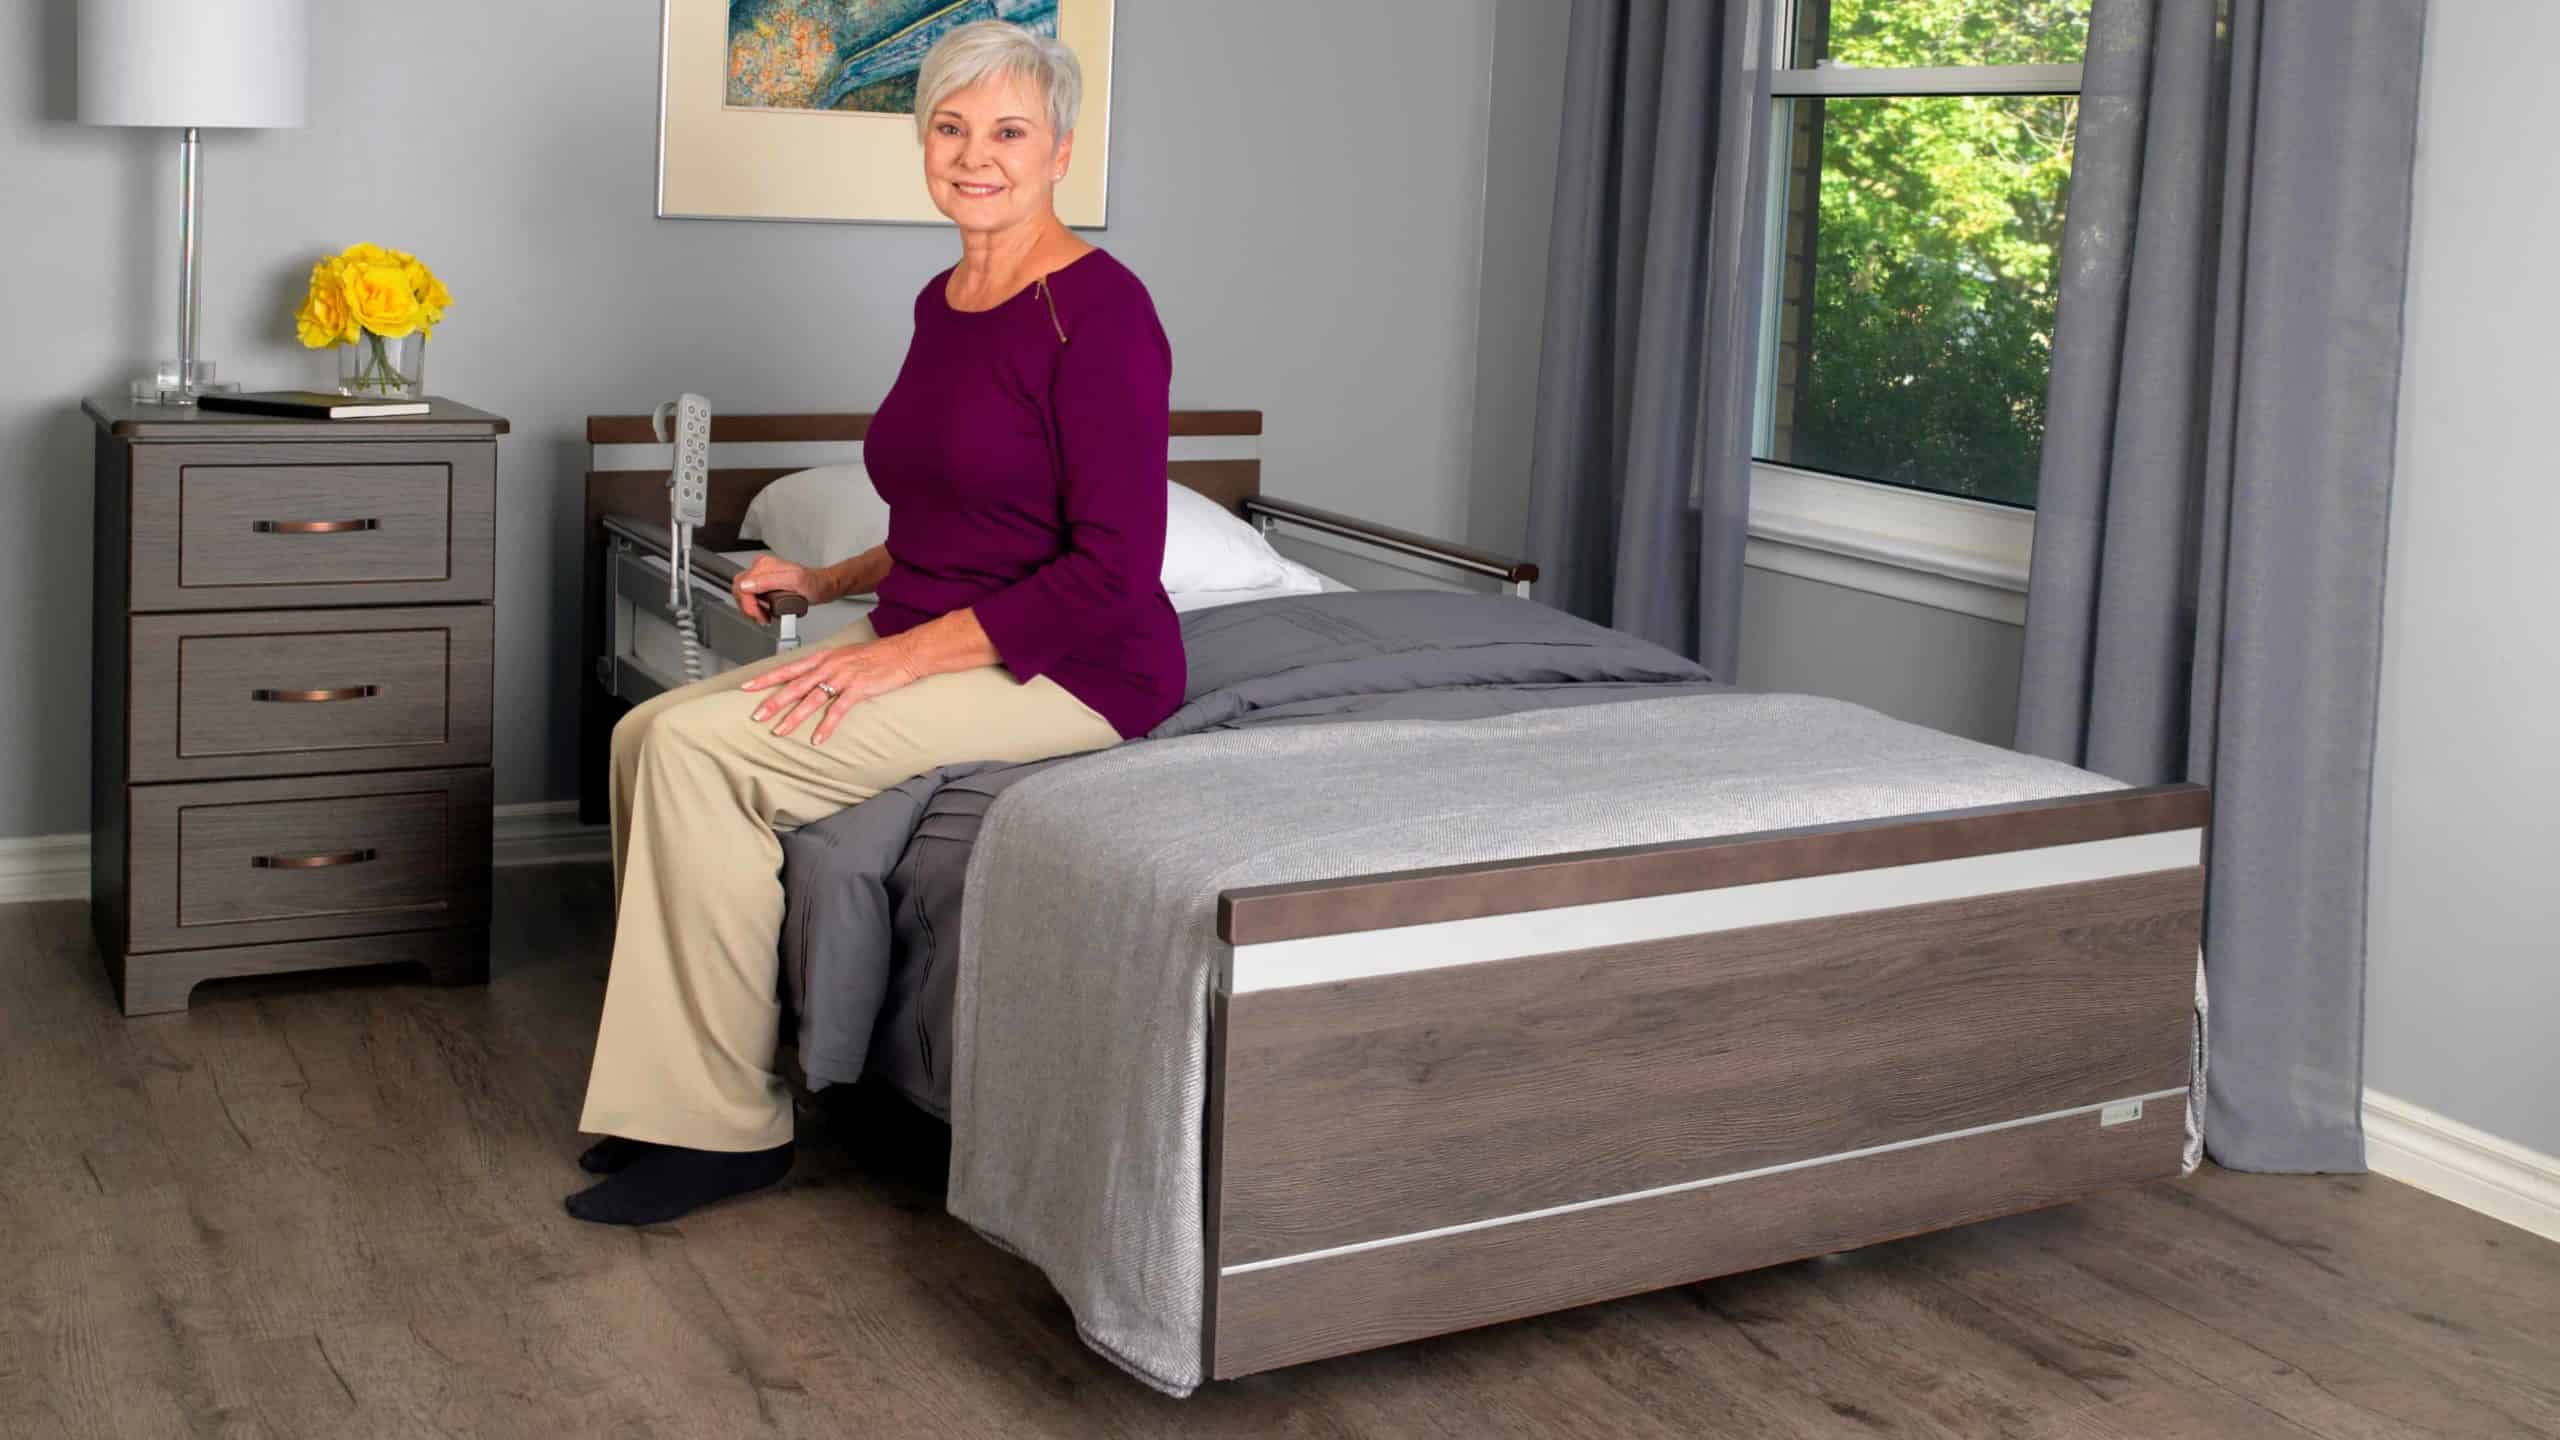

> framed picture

[{"left": 658, "top": 0, "right": 1116, "bottom": 226}]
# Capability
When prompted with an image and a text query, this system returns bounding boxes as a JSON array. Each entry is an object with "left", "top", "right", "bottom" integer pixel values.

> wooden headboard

[{"left": 583, "top": 409, "right": 1264, "bottom": 552}]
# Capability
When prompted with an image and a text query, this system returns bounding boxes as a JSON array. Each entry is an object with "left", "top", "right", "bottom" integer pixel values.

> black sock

[
  {"left": 563, "top": 1141, "right": 794, "bottom": 1226},
  {"left": 577, "top": 1135, "right": 665, "bottom": 1175}
]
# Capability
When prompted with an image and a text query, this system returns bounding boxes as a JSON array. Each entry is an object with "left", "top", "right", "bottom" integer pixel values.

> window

[{"left": 1754, "top": 0, "right": 2088, "bottom": 508}]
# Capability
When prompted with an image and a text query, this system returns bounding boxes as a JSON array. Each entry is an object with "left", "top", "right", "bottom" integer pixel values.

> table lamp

[{"left": 78, "top": 0, "right": 309, "bottom": 404}]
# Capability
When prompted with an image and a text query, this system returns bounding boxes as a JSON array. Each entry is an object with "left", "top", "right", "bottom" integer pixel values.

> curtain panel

[
  {"left": 1526, "top": 0, "right": 1778, "bottom": 678},
  {"left": 2019, "top": 0, "right": 2430, "bottom": 1171}
]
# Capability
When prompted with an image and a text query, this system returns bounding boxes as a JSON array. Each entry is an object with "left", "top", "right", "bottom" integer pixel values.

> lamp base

[{"left": 128, "top": 358, "right": 242, "bottom": 406}]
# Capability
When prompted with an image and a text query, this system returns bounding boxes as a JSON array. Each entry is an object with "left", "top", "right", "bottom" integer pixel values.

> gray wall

[
  {"left": 1735, "top": 569, "right": 2020, "bottom": 747},
  {"left": 2363, "top": 0, "right": 2560, "bottom": 1155},
  {"left": 1464, "top": 0, "right": 1571, "bottom": 553},
  {"left": 0, "top": 0, "right": 1499, "bottom": 829}
]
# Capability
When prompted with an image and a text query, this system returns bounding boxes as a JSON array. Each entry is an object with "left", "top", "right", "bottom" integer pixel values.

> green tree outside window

[{"left": 1766, "top": 0, "right": 2088, "bottom": 506}]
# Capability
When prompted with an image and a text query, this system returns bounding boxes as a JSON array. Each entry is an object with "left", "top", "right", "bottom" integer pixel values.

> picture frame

[{"left": 657, "top": 0, "right": 1115, "bottom": 227}]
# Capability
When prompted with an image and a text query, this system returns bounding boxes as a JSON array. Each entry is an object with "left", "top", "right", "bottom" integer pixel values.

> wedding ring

[{"left": 814, "top": 681, "right": 840, "bottom": 698}]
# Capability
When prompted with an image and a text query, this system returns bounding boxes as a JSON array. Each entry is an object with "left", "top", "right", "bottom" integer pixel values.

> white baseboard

[
  {"left": 489, "top": 800, "right": 610, "bottom": 869},
  {"left": 2365, "top": 1089, "right": 2560, "bottom": 1244},
  {"left": 0, "top": 802, "right": 608, "bottom": 905},
  {"left": 0, "top": 832, "right": 91, "bottom": 906}
]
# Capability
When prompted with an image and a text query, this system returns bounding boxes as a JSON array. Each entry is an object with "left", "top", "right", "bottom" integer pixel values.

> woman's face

[{"left": 923, "top": 71, "right": 1073, "bottom": 234}]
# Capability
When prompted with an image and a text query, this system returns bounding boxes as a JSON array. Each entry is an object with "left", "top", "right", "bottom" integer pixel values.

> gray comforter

[{"left": 776, "top": 590, "right": 1723, "bottom": 1110}]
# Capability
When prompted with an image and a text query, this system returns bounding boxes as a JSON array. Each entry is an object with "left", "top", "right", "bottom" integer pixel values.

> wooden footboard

[{"left": 1202, "top": 784, "right": 2207, "bottom": 1378}]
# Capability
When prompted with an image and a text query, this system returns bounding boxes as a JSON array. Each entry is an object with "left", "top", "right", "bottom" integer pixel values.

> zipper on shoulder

[{"left": 1035, "top": 275, "right": 1067, "bottom": 344}]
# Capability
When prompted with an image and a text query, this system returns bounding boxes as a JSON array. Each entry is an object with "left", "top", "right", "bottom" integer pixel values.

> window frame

[{"left": 1742, "top": 14, "right": 2084, "bottom": 622}]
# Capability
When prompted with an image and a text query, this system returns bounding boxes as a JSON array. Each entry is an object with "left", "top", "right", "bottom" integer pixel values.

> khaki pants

[{"left": 579, "top": 618, "right": 1121, "bottom": 1151}]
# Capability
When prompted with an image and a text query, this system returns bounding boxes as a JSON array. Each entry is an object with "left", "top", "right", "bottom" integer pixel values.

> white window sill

[
  {"left": 1744, "top": 462, "right": 2033, "bottom": 625},
  {"left": 1771, "top": 62, "right": 2083, "bottom": 98}
]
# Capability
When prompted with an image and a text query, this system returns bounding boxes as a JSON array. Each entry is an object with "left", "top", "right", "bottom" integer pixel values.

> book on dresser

[
  {"left": 82, "top": 395, "right": 510, "bottom": 1016},
  {"left": 196, "top": 389, "right": 435, "bottom": 419}
]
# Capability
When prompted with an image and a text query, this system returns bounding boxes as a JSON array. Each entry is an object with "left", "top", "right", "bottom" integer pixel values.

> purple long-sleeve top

[{"left": 863, "top": 249, "right": 1184, "bottom": 739}]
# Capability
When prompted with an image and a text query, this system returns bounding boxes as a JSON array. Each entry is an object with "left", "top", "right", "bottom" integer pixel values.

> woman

[{"left": 567, "top": 20, "right": 1180, "bottom": 1226}]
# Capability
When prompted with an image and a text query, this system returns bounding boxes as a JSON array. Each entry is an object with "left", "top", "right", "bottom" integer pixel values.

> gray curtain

[
  {"left": 1526, "top": 0, "right": 1776, "bottom": 678},
  {"left": 2019, "top": 0, "right": 2429, "bottom": 1171}
]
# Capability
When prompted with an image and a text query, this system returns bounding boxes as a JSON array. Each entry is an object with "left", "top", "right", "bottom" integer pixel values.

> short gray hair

[{"left": 912, "top": 20, "right": 1082, "bottom": 145}]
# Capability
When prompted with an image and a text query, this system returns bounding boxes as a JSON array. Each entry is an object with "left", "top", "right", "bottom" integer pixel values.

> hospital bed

[{"left": 579, "top": 410, "right": 2204, "bottom": 1386}]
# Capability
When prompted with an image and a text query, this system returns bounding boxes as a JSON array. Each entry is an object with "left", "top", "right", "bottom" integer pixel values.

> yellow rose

[
  {"left": 340, "top": 241, "right": 397, "bottom": 268},
  {"left": 404, "top": 259, "right": 453, "bottom": 328},
  {"left": 345, "top": 262, "right": 423, "bottom": 338},
  {"left": 294, "top": 257, "right": 359, "bottom": 348}
]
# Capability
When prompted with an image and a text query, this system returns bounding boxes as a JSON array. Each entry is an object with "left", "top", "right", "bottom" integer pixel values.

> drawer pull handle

[
  {"left": 253, "top": 518, "right": 380, "bottom": 534},
  {"left": 253, "top": 848, "right": 378, "bottom": 870},
  {"left": 251, "top": 685, "right": 380, "bottom": 703}
]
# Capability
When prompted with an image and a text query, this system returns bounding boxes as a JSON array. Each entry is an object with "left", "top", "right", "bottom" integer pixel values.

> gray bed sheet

[{"left": 776, "top": 590, "right": 1724, "bottom": 1114}]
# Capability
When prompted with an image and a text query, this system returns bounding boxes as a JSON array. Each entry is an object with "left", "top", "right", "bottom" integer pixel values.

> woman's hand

[
  {"left": 732, "top": 554, "right": 830, "bottom": 623},
  {"left": 736, "top": 545, "right": 894, "bottom": 622},
  {"left": 739, "top": 634, "right": 922, "bottom": 743}
]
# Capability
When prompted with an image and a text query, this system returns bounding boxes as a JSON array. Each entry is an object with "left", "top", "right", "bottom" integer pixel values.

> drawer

[
  {"left": 128, "top": 607, "right": 493, "bottom": 782},
  {"left": 125, "top": 768, "right": 491, "bottom": 953},
  {"left": 129, "top": 441, "right": 495, "bottom": 610}
]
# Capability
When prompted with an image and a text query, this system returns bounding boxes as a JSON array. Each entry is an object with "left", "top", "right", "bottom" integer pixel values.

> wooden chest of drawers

[{"left": 85, "top": 397, "right": 509, "bottom": 1015}]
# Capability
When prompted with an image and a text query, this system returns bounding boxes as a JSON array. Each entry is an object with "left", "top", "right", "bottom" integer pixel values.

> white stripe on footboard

[
  {"left": 1222, "top": 827, "right": 2202, "bottom": 994},
  {"left": 1217, "top": 1087, "right": 2190, "bottom": 1276}
]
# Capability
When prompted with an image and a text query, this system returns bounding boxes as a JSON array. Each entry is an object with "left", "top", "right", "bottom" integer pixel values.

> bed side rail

[
  {"left": 599, "top": 512, "right": 807, "bottom": 623},
  {"left": 1241, "top": 496, "right": 1539, "bottom": 597}
]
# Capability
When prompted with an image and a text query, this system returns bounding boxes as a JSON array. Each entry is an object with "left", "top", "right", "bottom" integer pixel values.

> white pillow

[
  {"left": 738, "top": 464, "right": 891, "bottom": 569},
  {"left": 1167, "top": 558, "right": 1341, "bottom": 613},
  {"left": 1266, "top": 552, "right": 1335, "bottom": 593},
  {"left": 1163, "top": 481, "right": 1307, "bottom": 594}
]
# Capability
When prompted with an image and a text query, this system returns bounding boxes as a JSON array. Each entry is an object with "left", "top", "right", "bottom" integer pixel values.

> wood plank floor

[{"left": 4, "top": 866, "right": 2555, "bottom": 1439}]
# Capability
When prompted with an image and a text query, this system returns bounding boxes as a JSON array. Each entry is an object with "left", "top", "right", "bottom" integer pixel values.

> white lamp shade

[{"left": 79, "top": 0, "right": 307, "bottom": 129}]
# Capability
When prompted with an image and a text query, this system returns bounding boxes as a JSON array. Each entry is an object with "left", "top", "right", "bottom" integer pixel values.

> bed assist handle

[{"left": 761, "top": 589, "right": 809, "bottom": 651}]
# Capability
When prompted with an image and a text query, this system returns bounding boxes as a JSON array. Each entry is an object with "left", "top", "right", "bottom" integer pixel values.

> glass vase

[{"left": 337, "top": 330, "right": 427, "bottom": 400}]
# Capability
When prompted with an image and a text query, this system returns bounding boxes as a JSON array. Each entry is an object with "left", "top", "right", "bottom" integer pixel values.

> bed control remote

[
  {"left": 653, "top": 393, "right": 715, "bottom": 681},
  {"left": 665, "top": 392, "right": 710, "bottom": 528}
]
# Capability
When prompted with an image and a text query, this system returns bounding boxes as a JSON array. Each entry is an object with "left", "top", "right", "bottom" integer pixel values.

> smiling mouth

[{"left": 952, "top": 181, "right": 1005, "bottom": 197}]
